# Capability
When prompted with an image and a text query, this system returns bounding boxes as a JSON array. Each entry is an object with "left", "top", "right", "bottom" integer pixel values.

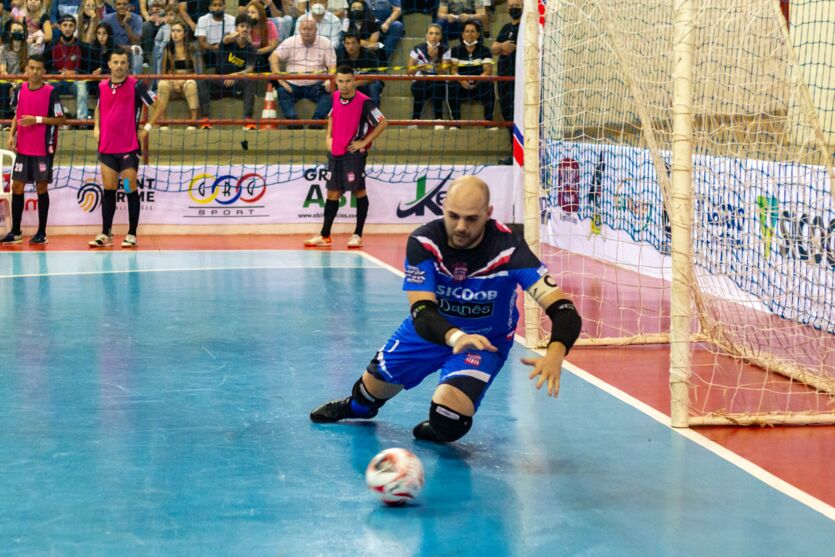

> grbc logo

[
  {"left": 188, "top": 173, "right": 267, "bottom": 205},
  {"left": 396, "top": 172, "right": 454, "bottom": 218}
]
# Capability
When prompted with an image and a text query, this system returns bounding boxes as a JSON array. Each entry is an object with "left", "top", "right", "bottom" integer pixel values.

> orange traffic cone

[{"left": 260, "top": 83, "right": 278, "bottom": 130}]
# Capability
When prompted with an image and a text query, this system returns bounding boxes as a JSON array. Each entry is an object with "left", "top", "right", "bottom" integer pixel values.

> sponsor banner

[
  {"left": 541, "top": 140, "right": 834, "bottom": 333},
  {"left": 17, "top": 165, "right": 518, "bottom": 226}
]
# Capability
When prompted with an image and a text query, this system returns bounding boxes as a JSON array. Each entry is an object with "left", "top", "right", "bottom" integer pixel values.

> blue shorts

[{"left": 367, "top": 318, "right": 515, "bottom": 410}]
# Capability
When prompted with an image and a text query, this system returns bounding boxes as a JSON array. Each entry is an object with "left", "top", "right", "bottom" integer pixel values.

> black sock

[
  {"left": 320, "top": 199, "right": 339, "bottom": 237},
  {"left": 354, "top": 195, "right": 369, "bottom": 236},
  {"left": 126, "top": 190, "right": 140, "bottom": 235},
  {"left": 102, "top": 189, "right": 117, "bottom": 236},
  {"left": 11, "top": 193, "right": 24, "bottom": 235},
  {"left": 37, "top": 192, "right": 49, "bottom": 235}
]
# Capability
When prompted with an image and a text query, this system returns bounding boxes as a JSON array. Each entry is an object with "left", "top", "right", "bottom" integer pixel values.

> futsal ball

[{"left": 365, "top": 448, "right": 425, "bottom": 506}]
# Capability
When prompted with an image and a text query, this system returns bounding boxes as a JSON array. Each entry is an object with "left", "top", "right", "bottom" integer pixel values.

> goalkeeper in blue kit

[{"left": 310, "top": 176, "right": 582, "bottom": 443}]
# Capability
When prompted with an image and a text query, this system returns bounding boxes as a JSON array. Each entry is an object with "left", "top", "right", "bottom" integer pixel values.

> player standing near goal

[
  {"left": 304, "top": 65, "right": 388, "bottom": 250},
  {"left": 2, "top": 55, "right": 65, "bottom": 246},
  {"left": 310, "top": 176, "right": 582, "bottom": 443},
  {"left": 89, "top": 50, "right": 161, "bottom": 249}
]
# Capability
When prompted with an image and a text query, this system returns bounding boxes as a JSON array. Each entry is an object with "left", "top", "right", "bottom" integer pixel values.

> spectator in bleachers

[
  {"left": 295, "top": 0, "right": 347, "bottom": 20},
  {"left": 444, "top": 20, "right": 493, "bottom": 125},
  {"left": 22, "top": 0, "right": 51, "bottom": 56},
  {"left": 198, "top": 14, "right": 257, "bottom": 129},
  {"left": 151, "top": 3, "right": 178, "bottom": 73},
  {"left": 244, "top": 0, "right": 278, "bottom": 71},
  {"left": 491, "top": 0, "right": 519, "bottom": 143},
  {"left": 78, "top": 20, "right": 113, "bottom": 118},
  {"left": 177, "top": 0, "right": 210, "bottom": 33},
  {"left": 78, "top": 0, "right": 101, "bottom": 44},
  {"left": 295, "top": 0, "right": 342, "bottom": 46},
  {"left": 263, "top": 0, "right": 295, "bottom": 40},
  {"left": 436, "top": 0, "right": 488, "bottom": 42},
  {"left": 50, "top": 0, "right": 82, "bottom": 21},
  {"left": 5, "top": 0, "right": 26, "bottom": 22},
  {"left": 362, "top": 0, "right": 401, "bottom": 65},
  {"left": 45, "top": 14, "right": 89, "bottom": 119},
  {"left": 140, "top": 0, "right": 166, "bottom": 65},
  {"left": 337, "top": 31, "right": 381, "bottom": 106},
  {"left": 343, "top": 1, "right": 380, "bottom": 56},
  {"left": 195, "top": 0, "right": 235, "bottom": 70},
  {"left": 269, "top": 18, "right": 335, "bottom": 128},
  {"left": 157, "top": 20, "right": 199, "bottom": 128},
  {"left": 102, "top": 0, "right": 143, "bottom": 73},
  {"left": 0, "top": 20, "right": 28, "bottom": 123},
  {"left": 408, "top": 22, "right": 447, "bottom": 125}
]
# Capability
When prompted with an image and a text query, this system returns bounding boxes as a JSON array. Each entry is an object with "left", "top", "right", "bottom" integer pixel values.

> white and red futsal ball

[{"left": 365, "top": 448, "right": 425, "bottom": 506}]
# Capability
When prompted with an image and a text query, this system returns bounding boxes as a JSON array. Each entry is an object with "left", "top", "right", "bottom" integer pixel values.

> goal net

[{"left": 528, "top": 0, "right": 835, "bottom": 425}]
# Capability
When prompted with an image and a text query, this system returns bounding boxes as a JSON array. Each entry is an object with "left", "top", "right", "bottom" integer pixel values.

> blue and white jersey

[{"left": 403, "top": 219, "right": 548, "bottom": 340}]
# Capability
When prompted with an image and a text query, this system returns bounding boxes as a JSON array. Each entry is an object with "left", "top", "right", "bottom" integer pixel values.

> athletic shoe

[
  {"left": 1, "top": 232, "right": 23, "bottom": 244},
  {"left": 198, "top": 118, "right": 212, "bottom": 130},
  {"left": 307, "top": 124, "right": 324, "bottom": 130},
  {"left": 303, "top": 235, "right": 332, "bottom": 247},
  {"left": 121, "top": 234, "right": 137, "bottom": 248},
  {"left": 159, "top": 125, "right": 170, "bottom": 131},
  {"left": 28, "top": 232, "right": 48, "bottom": 245},
  {"left": 310, "top": 397, "right": 377, "bottom": 423},
  {"left": 89, "top": 234, "right": 113, "bottom": 248},
  {"left": 346, "top": 234, "right": 363, "bottom": 249},
  {"left": 434, "top": 124, "right": 445, "bottom": 130},
  {"left": 186, "top": 125, "right": 197, "bottom": 131},
  {"left": 243, "top": 119, "right": 257, "bottom": 131}
]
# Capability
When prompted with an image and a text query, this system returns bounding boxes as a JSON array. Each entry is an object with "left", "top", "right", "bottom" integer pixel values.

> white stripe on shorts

[{"left": 445, "top": 369, "right": 491, "bottom": 383}]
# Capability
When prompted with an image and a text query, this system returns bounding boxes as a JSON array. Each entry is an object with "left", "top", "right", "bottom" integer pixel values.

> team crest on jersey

[
  {"left": 39, "top": 162, "right": 46, "bottom": 172},
  {"left": 452, "top": 262, "right": 468, "bottom": 282},
  {"left": 347, "top": 171, "right": 356, "bottom": 183},
  {"left": 464, "top": 353, "right": 482, "bottom": 367}
]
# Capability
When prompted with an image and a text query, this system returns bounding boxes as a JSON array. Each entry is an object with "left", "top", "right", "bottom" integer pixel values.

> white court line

[{"left": 357, "top": 250, "right": 835, "bottom": 522}]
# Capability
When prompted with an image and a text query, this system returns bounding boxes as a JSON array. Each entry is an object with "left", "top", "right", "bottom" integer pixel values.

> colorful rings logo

[
  {"left": 77, "top": 182, "right": 103, "bottom": 212},
  {"left": 188, "top": 173, "right": 267, "bottom": 205}
]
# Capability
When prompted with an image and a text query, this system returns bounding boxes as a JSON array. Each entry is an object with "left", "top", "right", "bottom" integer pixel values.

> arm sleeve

[
  {"left": 508, "top": 239, "right": 549, "bottom": 290},
  {"left": 48, "top": 89, "right": 65, "bottom": 118},
  {"left": 136, "top": 81, "right": 157, "bottom": 106}
]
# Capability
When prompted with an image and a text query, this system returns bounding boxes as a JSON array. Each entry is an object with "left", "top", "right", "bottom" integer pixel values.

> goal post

[{"left": 526, "top": 0, "right": 835, "bottom": 426}]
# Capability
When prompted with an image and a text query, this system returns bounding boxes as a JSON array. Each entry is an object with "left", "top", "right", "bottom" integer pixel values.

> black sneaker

[
  {"left": 1, "top": 232, "right": 23, "bottom": 244},
  {"left": 29, "top": 232, "right": 48, "bottom": 245},
  {"left": 309, "top": 397, "right": 377, "bottom": 423}
]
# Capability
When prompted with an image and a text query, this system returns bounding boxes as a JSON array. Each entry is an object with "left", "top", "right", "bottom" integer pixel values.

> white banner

[{"left": 12, "top": 165, "right": 517, "bottom": 226}]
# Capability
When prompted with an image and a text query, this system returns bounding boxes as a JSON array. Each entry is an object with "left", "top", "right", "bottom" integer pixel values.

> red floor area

[{"left": 3, "top": 233, "right": 834, "bottom": 510}]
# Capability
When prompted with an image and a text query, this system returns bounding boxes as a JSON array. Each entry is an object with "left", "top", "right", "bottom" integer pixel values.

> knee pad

[{"left": 421, "top": 402, "right": 473, "bottom": 443}]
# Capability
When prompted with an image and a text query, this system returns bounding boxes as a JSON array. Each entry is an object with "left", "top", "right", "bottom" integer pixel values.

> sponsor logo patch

[
  {"left": 405, "top": 264, "right": 426, "bottom": 284},
  {"left": 464, "top": 353, "right": 482, "bottom": 367}
]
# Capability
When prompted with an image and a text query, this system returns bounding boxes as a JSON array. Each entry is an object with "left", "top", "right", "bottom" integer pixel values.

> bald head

[{"left": 443, "top": 176, "right": 493, "bottom": 249}]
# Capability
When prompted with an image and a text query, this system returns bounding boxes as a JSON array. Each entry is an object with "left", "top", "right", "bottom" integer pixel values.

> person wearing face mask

[
  {"left": 195, "top": 0, "right": 235, "bottom": 70},
  {"left": 491, "top": 0, "right": 520, "bottom": 154},
  {"left": 443, "top": 20, "right": 495, "bottom": 126},
  {"left": 0, "top": 22, "right": 28, "bottom": 125},
  {"left": 343, "top": 0, "right": 381, "bottom": 54},
  {"left": 44, "top": 15, "right": 89, "bottom": 120},
  {"left": 436, "top": 0, "right": 489, "bottom": 43},
  {"left": 295, "top": 0, "right": 342, "bottom": 46},
  {"left": 408, "top": 23, "right": 448, "bottom": 126}
]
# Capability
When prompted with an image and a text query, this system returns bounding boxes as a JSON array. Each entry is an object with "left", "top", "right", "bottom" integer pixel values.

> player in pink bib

[
  {"left": 304, "top": 65, "right": 388, "bottom": 249},
  {"left": 89, "top": 50, "right": 162, "bottom": 249},
  {"left": 2, "top": 54, "right": 66, "bottom": 246}
]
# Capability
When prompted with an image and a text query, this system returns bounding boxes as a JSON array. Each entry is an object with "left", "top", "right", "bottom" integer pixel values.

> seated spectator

[
  {"left": 263, "top": 0, "right": 295, "bottom": 40},
  {"left": 102, "top": 0, "right": 144, "bottom": 74},
  {"left": 194, "top": 0, "right": 236, "bottom": 70},
  {"left": 296, "top": 0, "right": 342, "bottom": 46},
  {"left": 151, "top": 3, "right": 178, "bottom": 73},
  {"left": 50, "top": 0, "right": 83, "bottom": 21},
  {"left": 491, "top": 0, "right": 519, "bottom": 138},
  {"left": 337, "top": 31, "right": 381, "bottom": 106},
  {"left": 244, "top": 0, "right": 278, "bottom": 71},
  {"left": 0, "top": 20, "right": 28, "bottom": 122},
  {"left": 140, "top": 0, "right": 166, "bottom": 65},
  {"left": 296, "top": 0, "right": 347, "bottom": 20},
  {"left": 343, "top": 1, "right": 380, "bottom": 56},
  {"left": 269, "top": 18, "right": 336, "bottom": 128},
  {"left": 197, "top": 14, "right": 257, "bottom": 128},
  {"left": 444, "top": 20, "right": 494, "bottom": 124},
  {"left": 363, "top": 0, "right": 402, "bottom": 65},
  {"left": 177, "top": 0, "right": 211, "bottom": 33},
  {"left": 22, "top": 0, "right": 52, "bottom": 56},
  {"left": 7, "top": 0, "right": 27, "bottom": 22},
  {"left": 77, "top": 0, "right": 102, "bottom": 44},
  {"left": 157, "top": 21, "right": 200, "bottom": 128},
  {"left": 436, "top": 0, "right": 488, "bottom": 42},
  {"left": 45, "top": 15, "right": 89, "bottom": 120},
  {"left": 408, "top": 22, "right": 447, "bottom": 123}
]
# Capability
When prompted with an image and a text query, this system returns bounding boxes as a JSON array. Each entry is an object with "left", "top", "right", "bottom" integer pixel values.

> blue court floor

[{"left": 1, "top": 251, "right": 833, "bottom": 556}]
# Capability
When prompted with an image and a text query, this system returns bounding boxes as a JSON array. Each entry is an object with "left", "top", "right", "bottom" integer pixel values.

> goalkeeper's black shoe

[{"left": 309, "top": 397, "right": 378, "bottom": 423}]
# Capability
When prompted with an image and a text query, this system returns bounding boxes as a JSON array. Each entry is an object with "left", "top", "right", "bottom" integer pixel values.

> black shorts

[
  {"left": 11, "top": 154, "right": 53, "bottom": 184},
  {"left": 326, "top": 152, "right": 368, "bottom": 193},
  {"left": 99, "top": 151, "right": 140, "bottom": 173}
]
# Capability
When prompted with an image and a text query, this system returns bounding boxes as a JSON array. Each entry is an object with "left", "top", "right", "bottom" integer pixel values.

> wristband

[
  {"left": 446, "top": 330, "right": 465, "bottom": 348},
  {"left": 144, "top": 123, "right": 152, "bottom": 132},
  {"left": 36, "top": 116, "right": 43, "bottom": 124}
]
